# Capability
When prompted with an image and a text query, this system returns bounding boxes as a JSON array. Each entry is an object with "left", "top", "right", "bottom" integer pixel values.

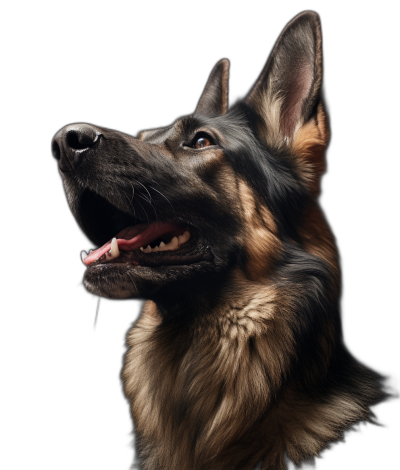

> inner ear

[
  {"left": 281, "top": 62, "right": 314, "bottom": 137},
  {"left": 245, "top": 11, "right": 322, "bottom": 145},
  {"left": 194, "top": 59, "right": 230, "bottom": 117}
]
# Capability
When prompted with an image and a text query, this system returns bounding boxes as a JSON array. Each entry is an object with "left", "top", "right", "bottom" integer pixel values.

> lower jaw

[
  {"left": 83, "top": 256, "right": 215, "bottom": 300},
  {"left": 82, "top": 236, "right": 215, "bottom": 299}
]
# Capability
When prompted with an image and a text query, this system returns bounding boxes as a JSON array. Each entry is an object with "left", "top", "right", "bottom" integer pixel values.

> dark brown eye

[
  {"left": 194, "top": 137, "right": 211, "bottom": 149},
  {"left": 192, "top": 133, "right": 214, "bottom": 149}
]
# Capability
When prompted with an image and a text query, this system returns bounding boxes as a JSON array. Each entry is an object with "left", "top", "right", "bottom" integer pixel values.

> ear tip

[
  {"left": 282, "top": 11, "right": 322, "bottom": 46},
  {"left": 295, "top": 10, "right": 320, "bottom": 20},
  {"left": 194, "top": 58, "right": 230, "bottom": 116},
  {"left": 216, "top": 58, "right": 230, "bottom": 73},
  {"left": 291, "top": 10, "right": 321, "bottom": 28},
  {"left": 213, "top": 58, "right": 230, "bottom": 82}
]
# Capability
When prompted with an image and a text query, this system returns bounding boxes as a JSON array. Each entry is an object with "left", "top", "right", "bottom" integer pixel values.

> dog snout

[{"left": 51, "top": 123, "right": 101, "bottom": 171}]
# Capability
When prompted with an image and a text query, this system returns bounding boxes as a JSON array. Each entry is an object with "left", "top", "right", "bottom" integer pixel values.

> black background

[{"left": 10, "top": 2, "right": 399, "bottom": 470}]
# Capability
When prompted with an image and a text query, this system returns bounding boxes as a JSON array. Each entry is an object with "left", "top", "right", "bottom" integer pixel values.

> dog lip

[
  {"left": 87, "top": 231, "right": 210, "bottom": 269},
  {"left": 83, "top": 221, "right": 189, "bottom": 266}
]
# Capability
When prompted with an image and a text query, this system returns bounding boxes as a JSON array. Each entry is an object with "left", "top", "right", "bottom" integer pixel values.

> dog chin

[
  {"left": 82, "top": 261, "right": 216, "bottom": 300},
  {"left": 83, "top": 264, "right": 171, "bottom": 299},
  {"left": 83, "top": 281, "right": 138, "bottom": 299}
]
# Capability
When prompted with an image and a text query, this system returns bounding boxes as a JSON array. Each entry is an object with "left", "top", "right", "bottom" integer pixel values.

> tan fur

[
  {"left": 122, "top": 263, "right": 350, "bottom": 469},
  {"left": 123, "top": 273, "right": 296, "bottom": 470},
  {"left": 189, "top": 156, "right": 281, "bottom": 278},
  {"left": 292, "top": 103, "right": 329, "bottom": 196},
  {"left": 237, "top": 180, "right": 281, "bottom": 278},
  {"left": 253, "top": 89, "right": 286, "bottom": 150}
]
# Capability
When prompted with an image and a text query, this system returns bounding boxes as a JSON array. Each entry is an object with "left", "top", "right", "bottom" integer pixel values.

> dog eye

[{"left": 192, "top": 133, "right": 214, "bottom": 149}]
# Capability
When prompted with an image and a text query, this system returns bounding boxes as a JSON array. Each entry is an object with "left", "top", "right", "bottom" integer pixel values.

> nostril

[
  {"left": 52, "top": 140, "right": 61, "bottom": 160},
  {"left": 66, "top": 128, "right": 98, "bottom": 151},
  {"left": 51, "top": 123, "right": 101, "bottom": 171}
]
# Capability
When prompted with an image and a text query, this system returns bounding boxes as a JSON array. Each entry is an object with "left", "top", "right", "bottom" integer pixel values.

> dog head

[{"left": 52, "top": 11, "right": 330, "bottom": 309}]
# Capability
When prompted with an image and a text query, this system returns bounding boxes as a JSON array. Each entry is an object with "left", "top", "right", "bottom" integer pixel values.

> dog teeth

[
  {"left": 81, "top": 238, "right": 120, "bottom": 262},
  {"left": 164, "top": 236, "right": 179, "bottom": 251},
  {"left": 139, "top": 231, "right": 191, "bottom": 254},
  {"left": 84, "top": 231, "right": 190, "bottom": 261},
  {"left": 101, "top": 238, "right": 121, "bottom": 261},
  {"left": 110, "top": 237, "right": 120, "bottom": 258},
  {"left": 178, "top": 231, "right": 190, "bottom": 245}
]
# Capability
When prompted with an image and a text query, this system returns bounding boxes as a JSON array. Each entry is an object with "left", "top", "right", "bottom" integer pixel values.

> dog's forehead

[
  {"left": 138, "top": 124, "right": 175, "bottom": 145},
  {"left": 137, "top": 115, "right": 221, "bottom": 145}
]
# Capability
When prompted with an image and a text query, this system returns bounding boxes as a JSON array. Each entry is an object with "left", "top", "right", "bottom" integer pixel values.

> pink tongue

[{"left": 83, "top": 222, "right": 185, "bottom": 266}]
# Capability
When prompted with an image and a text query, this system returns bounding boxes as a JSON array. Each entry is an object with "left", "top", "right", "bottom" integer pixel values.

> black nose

[{"left": 51, "top": 123, "right": 101, "bottom": 171}]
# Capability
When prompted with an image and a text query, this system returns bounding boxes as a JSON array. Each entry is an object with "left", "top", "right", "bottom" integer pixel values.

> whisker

[
  {"left": 129, "top": 183, "right": 135, "bottom": 204},
  {"left": 136, "top": 180, "right": 153, "bottom": 204},
  {"left": 137, "top": 192, "right": 152, "bottom": 206},
  {"left": 135, "top": 198, "right": 150, "bottom": 224},
  {"left": 122, "top": 193, "right": 137, "bottom": 220},
  {"left": 129, "top": 183, "right": 137, "bottom": 219},
  {"left": 94, "top": 298, "right": 100, "bottom": 329},
  {"left": 141, "top": 174, "right": 160, "bottom": 186},
  {"left": 138, "top": 194, "right": 158, "bottom": 220},
  {"left": 148, "top": 185, "right": 177, "bottom": 219}
]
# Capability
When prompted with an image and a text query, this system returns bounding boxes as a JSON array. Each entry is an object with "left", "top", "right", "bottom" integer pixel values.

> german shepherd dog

[{"left": 52, "top": 11, "right": 387, "bottom": 470}]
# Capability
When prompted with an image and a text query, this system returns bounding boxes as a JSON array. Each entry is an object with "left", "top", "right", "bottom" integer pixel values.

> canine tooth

[
  {"left": 80, "top": 251, "right": 88, "bottom": 262},
  {"left": 110, "top": 238, "right": 120, "bottom": 258},
  {"left": 159, "top": 241, "right": 166, "bottom": 251},
  {"left": 178, "top": 231, "right": 191, "bottom": 245}
]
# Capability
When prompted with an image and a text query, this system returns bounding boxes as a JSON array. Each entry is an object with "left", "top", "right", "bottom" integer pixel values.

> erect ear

[
  {"left": 194, "top": 59, "right": 230, "bottom": 116},
  {"left": 245, "top": 11, "right": 327, "bottom": 150}
]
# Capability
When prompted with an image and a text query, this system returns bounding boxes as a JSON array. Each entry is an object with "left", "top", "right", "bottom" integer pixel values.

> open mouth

[{"left": 82, "top": 221, "right": 211, "bottom": 268}]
